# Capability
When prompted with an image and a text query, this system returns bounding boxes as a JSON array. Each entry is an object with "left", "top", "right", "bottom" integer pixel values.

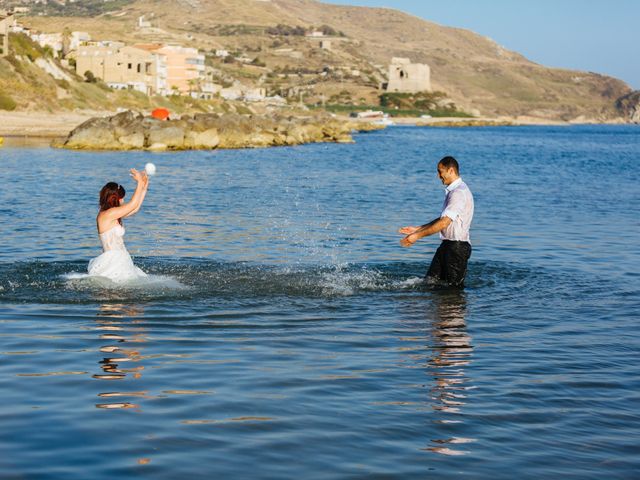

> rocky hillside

[
  {"left": 12, "top": 0, "right": 636, "bottom": 120},
  {"left": 615, "top": 91, "right": 640, "bottom": 123}
]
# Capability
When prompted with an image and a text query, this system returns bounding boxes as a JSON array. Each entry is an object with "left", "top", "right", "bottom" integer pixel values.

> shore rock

[
  {"left": 147, "top": 125, "right": 185, "bottom": 148},
  {"left": 59, "top": 111, "right": 383, "bottom": 151},
  {"left": 616, "top": 91, "right": 640, "bottom": 123},
  {"left": 118, "top": 132, "right": 145, "bottom": 149}
]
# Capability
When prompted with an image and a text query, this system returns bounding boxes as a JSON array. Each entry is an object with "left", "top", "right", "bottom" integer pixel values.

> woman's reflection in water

[
  {"left": 425, "top": 289, "right": 476, "bottom": 455},
  {"left": 93, "top": 304, "right": 148, "bottom": 409}
]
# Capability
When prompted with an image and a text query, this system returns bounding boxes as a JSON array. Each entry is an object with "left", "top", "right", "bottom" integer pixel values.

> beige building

[
  {"left": 156, "top": 45, "right": 205, "bottom": 94},
  {"left": 75, "top": 42, "right": 122, "bottom": 82},
  {"left": 110, "top": 45, "right": 166, "bottom": 95},
  {"left": 132, "top": 44, "right": 206, "bottom": 95},
  {"left": 0, "top": 11, "right": 15, "bottom": 57},
  {"left": 75, "top": 42, "right": 166, "bottom": 95},
  {"left": 386, "top": 57, "right": 431, "bottom": 93},
  {"left": 75, "top": 42, "right": 207, "bottom": 97}
]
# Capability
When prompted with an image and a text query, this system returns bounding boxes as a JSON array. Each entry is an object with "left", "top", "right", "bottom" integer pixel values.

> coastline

[
  {"left": 0, "top": 111, "right": 631, "bottom": 143},
  {"left": 388, "top": 116, "right": 626, "bottom": 126}
]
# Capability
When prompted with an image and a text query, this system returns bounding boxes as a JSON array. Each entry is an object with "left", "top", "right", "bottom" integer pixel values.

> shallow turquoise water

[{"left": 1, "top": 126, "right": 639, "bottom": 478}]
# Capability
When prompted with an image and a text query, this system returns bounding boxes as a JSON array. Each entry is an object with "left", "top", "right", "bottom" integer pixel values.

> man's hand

[
  {"left": 400, "top": 233, "right": 418, "bottom": 247},
  {"left": 398, "top": 226, "right": 418, "bottom": 235}
]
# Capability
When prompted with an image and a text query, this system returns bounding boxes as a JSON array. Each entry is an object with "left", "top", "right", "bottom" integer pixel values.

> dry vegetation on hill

[{"left": 8, "top": 0, "right": 635, "bottom": 121}]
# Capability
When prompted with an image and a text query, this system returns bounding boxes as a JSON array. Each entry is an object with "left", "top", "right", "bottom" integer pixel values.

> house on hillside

[
  {"left": 74, "top": 42, "right": 124, "bottom": 82},
  {"left": 75, "top": 41, "right": 208, "bottom": 97},
  {"left": 386, "top": 57, "right": 431, "bottom": 93},
  {"left": 75, "top": 42, "right": 164, "bottom": 95},
  {"left": 30, "top": 32, "right": 63, "bottom": 55},
  {"left": 112, "top": 45, "right": 167, "bottom": 95},
  {"left": 155, "top": 45, "right": 205, "bottom": 95},
  {"left": 220, "top": 84, "right": 266, "bottom": 102},
  {"left": 69, "top": 31, "right": 91, "bottom": 51},
  {"left": 137, "top": 16, "right": 151, "bottom": 29}
]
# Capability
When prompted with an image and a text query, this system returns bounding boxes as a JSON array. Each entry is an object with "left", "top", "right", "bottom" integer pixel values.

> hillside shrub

[
  {"left": 380, "top": 91, "right": 451, "bottom": 111},
  {"left": 266, "top": 24, "right": 306, "bottom": 36},
  {"left": 0, "top": 92, "right": 17, "bottom": 110},
  {"left": 9, "top": 33, "right": 45, "bottom": 61},
  {"left": 84, "top": 70, "right": 97, "bottom": 83}
]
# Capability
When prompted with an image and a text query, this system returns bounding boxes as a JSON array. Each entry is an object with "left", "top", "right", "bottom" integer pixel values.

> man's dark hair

[{"left": 439, "top": 156, "right": 459, "bottom": 174}]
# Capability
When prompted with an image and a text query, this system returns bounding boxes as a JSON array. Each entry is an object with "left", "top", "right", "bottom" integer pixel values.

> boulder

[
  {"left": 184, "top": 128, "right": 220, "bottom": 149},
  {"left": 248, "top": 132, "right": 277, "bottom": 148},
  {"left": 118, "top": 132, "right": 145, "bottom": 149},
  {"left": 218, "top": 130, "right": 252, "bottom": 149},
  {"left": 191, "top": 113, "right": 221, "bottom": 132},
  {"left": 64, "top": 118, "right": 120, "bottom": 150},
  {"left": 147, "top": 126, "right": 185, "bottom": 149}
]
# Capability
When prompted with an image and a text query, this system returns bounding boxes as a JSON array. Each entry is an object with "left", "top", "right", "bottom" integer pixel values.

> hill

[
  {"left": 9, "top": 0, "right": 635, "bottom": 121},
  {"left": 0, "top": 33, "right": 268, "bottom": 116}
]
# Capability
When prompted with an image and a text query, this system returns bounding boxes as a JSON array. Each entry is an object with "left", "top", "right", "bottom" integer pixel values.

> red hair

[{"left": 99, "top": 182, "right": 126, "bottom": 224}]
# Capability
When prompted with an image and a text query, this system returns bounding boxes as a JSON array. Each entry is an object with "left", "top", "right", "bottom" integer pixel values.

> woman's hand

[{"left": 130, "top": 168, "right": 148, "bottom": 185}]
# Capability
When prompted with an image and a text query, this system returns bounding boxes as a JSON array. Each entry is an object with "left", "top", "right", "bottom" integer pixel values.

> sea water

[{"left": 0, "top": 125, "right": 638, "bottom": 478}]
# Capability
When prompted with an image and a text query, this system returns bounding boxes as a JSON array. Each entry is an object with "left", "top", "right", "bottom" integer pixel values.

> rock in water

[{"left": 58, "top": 110, "right": 382, "bottom": 151}]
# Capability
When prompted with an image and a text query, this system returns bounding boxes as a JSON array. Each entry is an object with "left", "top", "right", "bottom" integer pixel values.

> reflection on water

[
  {"left": 93, "top": 304, "right": 148, "bottom": 409},
  {"left": 425, "top": 290, "right": 476, "bottom": 456}
]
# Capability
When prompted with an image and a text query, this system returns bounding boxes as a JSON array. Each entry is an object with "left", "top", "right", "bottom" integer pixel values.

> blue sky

[{"left": 321, "top": 0, "right": 639, "bottom": 89}]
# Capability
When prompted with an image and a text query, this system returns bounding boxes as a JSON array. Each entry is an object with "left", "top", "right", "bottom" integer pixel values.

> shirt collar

[{"left": 445, "top": 177, "right": 462, "bottom": 193}]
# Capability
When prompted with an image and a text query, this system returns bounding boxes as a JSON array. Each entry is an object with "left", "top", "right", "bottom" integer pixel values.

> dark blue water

[{"left": 1, "top": 126, "right": 639, "bottom": 478}]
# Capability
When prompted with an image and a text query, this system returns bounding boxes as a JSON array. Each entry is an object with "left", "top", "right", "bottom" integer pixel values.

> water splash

[{"left": 0, "top": 258, "right": 586, "bottom": 304}]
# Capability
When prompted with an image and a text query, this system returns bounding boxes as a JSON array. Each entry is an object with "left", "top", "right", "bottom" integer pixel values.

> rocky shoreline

[{"left": 53, "top": 111, "right": 384, "bottom": 151}]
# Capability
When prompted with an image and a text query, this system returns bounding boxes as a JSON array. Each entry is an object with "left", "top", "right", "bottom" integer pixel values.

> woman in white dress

[{"left": 88, "top": 169, "right": 149, "bottom": 283}]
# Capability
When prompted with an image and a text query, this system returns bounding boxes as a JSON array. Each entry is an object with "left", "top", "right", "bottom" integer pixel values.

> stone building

[{"left": 386, "top": 57, "right": 431, "bottom": 93}]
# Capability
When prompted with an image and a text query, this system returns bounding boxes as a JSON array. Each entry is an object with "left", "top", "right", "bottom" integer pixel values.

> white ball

[{"left": 145, "top": 162, "right": 157, "bottom": 176}]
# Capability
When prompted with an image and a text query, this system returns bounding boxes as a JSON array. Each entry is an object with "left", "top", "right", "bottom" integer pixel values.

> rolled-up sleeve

[{"left": 441, "top": 190, "right": 464, "bottom": 221}]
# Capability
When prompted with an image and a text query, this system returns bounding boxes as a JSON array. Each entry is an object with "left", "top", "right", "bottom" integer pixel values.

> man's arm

[{"left": 399, "top": 216, "right": 452, "bottom": 247}]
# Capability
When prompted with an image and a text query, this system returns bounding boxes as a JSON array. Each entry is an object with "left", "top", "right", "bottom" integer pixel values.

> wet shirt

[{"left": 440, "top": 178, "right": 474, "bottom": 243}]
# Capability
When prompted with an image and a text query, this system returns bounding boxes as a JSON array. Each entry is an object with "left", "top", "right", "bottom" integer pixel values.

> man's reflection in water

[
  {"left": 425, "top": 289, "right": 476, "bottom": 455},
  {"left": 93, "top": 304, "right": 148, "bottom": 409}
]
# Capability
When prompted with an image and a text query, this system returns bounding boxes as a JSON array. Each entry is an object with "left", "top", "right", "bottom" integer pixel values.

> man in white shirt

[{"left": 398, "top": 156, "right": 474, "bottom": 287}]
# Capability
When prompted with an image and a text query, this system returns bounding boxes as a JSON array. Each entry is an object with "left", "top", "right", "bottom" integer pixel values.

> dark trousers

[{"left": 426, "top": 240, "right": 472, "bottom": 287}]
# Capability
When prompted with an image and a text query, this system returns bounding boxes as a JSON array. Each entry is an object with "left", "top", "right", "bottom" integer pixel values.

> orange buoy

[{"left": 151, "top": 108, "right": 170, "bottom": 121}]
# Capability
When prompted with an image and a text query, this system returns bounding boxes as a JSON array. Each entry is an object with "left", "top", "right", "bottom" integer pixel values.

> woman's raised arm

[{"left": 100, "top": 169, "right": 148, "bottom": 222}]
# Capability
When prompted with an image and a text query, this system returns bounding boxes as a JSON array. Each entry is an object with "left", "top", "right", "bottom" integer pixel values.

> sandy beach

[{"left": 0, "top": 111, "right": 114, "bottom": 138}]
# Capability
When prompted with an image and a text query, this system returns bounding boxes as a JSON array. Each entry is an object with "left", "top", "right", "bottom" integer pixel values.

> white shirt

[{"left": 440, "top": 177, "right": 474, "bottom": 243}]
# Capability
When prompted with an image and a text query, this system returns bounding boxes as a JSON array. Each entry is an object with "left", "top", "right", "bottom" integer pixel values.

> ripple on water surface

[{"left": 0, "top": 126, "right": 639, "bottom": 478}]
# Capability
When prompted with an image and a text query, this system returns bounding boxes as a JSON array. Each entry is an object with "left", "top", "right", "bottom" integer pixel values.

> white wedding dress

[{"left": 88, "top": 224, "right": 147, "bottom": 283}]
